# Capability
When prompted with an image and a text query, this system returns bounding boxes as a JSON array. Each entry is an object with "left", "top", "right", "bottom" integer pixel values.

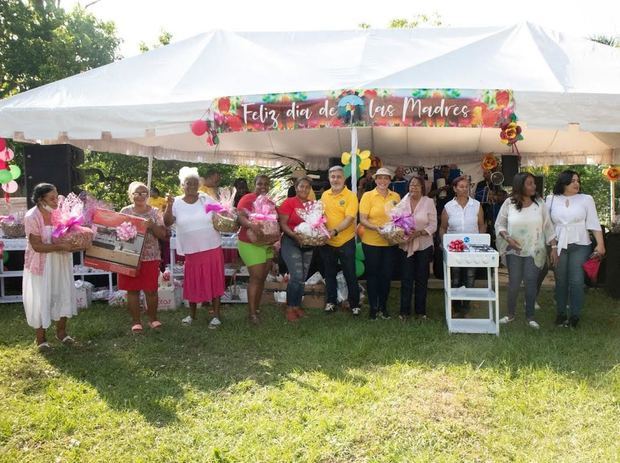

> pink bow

[{"left": 52, "top": 216, "right": 83, "bottom": 239}]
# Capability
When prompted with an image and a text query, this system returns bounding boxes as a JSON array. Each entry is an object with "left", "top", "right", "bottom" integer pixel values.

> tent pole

[
  {"left": 611, "top": 180, "right": 616, "bottom": 224},
  {"left": 147, "top": 155, "right": 153, "bottom": 191}
]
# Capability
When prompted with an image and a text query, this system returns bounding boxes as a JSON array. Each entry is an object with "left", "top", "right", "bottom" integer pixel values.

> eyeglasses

[{"left": 132, "top": 191, "right": 149, "bottom": 197}]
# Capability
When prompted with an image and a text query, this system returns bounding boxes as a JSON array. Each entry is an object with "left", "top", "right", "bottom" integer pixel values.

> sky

[{"left": 63, "top": 0, "right": 620, "bottom": 58}]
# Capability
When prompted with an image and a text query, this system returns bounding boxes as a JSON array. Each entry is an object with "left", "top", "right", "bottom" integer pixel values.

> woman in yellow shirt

[{"left": 359, "top": 168, "right": 401, "bottom": 320}]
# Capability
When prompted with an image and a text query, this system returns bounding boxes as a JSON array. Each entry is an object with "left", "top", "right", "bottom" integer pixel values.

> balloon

[
  {"left": 9, "top": 165, "right": 20, "bottom": 180},
  {"left": 0, "top": 138, "right": 5, "bottom": 151},
  {"left": 0, "top": 160, "right": 6, "bottom": 170},
  {"left": 0, "top": 148, "right": 14, "bottom": 161},
  {"left": 2, "top": 181, "right": 18, "bottom": 193},
  {"left": 355, "top": 259, "right": 365, "bottom": 278},
  {"left": 0, "top": 170, "right": 11, "bottom": 184},
  {"left": 190, "top": 119, "right": 208, "bottom": 136},
  {"left": 355, "top": 242, "right": 365, "bottom": 261}
]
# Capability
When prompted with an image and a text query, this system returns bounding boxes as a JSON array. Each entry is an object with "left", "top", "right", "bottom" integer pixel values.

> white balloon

[{"left": 2, "top": 180, "right": 18, "bottom": 194}]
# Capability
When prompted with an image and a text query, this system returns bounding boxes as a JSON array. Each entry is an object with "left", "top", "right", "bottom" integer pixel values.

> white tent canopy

[{"left": 1, "top": 22, "right": 620, "bottom": 168}]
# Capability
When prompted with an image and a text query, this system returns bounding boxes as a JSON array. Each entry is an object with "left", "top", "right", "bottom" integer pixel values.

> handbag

[{"left": 582, "top": 256, "right": 601, "bottom": 284}]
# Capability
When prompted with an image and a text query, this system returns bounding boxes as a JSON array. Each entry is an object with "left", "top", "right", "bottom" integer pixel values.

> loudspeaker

[
  {"left": 533, "top": 175, "right": 544, "bottom": 198},
  {"left": 328, "top": 157, "right": 341, "bottom": 168},
  {"left": 24, "top": 144, "right": 84, "bottom": 207},
  {"left": 501, "top": 155, "right": 519, "bottom": 187}
]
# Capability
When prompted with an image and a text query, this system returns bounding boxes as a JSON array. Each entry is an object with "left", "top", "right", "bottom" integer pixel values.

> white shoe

[
  {"left": 208, "top": 317, "right": 221, "bottom": 329},
  {"left": 499, "top": 316, "right": 515, "bottom": 324},
  {"left": 527, "top": 320, "right": 540, "bottom": 329},
  {"left": 324, "top": 303, "right": 336, "bottom": 313},
  {"left": 351, "top": 307, "right": 361, "bottom": 316},
  {"left": 181, "top": 315, "right": 193, "bottom": 325},
  {"left": 534, "top": 301, "right": 541, "bottom": 310}
]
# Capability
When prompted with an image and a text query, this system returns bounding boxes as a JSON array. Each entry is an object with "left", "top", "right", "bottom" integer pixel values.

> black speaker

[
  {"left": 501, "top": 155, "right": 519, "bottom": 187},
  {"left": 328, "top": 157, "right": 341, "bottom": 168},
  {"left": 24, "top": 144, "right": 84, "bottom": 207},
  {"left": 533, "top": 175, "right": 544, "bottom": 197}
]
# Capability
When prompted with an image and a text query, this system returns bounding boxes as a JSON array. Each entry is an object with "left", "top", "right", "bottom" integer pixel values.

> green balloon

[
  {"left": 355, "top": 242, "right": 365, "bottom": 261},
  {"left": 0, "top": 170, "right": 11, "bottom": 184},
  {"left": 9, "top": 165, "right": 20, "bottom": 180},
  {"left": 355, "top": 259, "right": 365, "bottom": 278},
  {"left": 2, "top": 251, "right": 9, "bottom": 264}
]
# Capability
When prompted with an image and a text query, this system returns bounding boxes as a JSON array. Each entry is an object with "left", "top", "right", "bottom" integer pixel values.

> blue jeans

[
  {"left": 554, "top": 244, "right": 591, "bottom": 318},
  {"left": 319, "top": 238, "right": 360, "bottom": 307},
  {"left": 363, "top": 243, "right": 396, "bottom": 316},
  {"left": 280, "top": 235, "right": 314, "bottom": 307},
  {"left": 506, "top": 254, "right": 540, "bottom": 319},
  {"left": 400, "top": 246, "right": 432, "bottom": 316}
]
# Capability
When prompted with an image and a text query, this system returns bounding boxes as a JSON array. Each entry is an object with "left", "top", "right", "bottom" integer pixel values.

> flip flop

[
  {"left": 37, "top": 341, "right": 51, "bottom": 352},
  {"left": 56, "top": 335, "right": 75, "bottom": 344},
  {"left": 131, "top": 323, "right": 143, "bottom": 333},
  {"left": 148, "top": 320, "right": 162, "bottom": 330}
]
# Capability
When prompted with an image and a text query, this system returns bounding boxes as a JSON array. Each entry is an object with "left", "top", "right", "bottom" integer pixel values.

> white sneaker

[
  {"left": 534, "top": 301, "right": 541, "bottom": 310},
  {"left": 351, "top": 307, "right": 361, "bottom": 316},
  {"left": 208, "top": 317, "right": 221, "bottom": 329},
  {"left": 527, "top": 320, "right": 540, "bottom": 329},
  {"left": 499, "top": 316, "right": 515, "bottom": 324},
  {"left": 181, "top": 315, "right": 193, "bottom": 325},
  {"left": 324, "top": 303, "right": 336, "bottom": 313}
]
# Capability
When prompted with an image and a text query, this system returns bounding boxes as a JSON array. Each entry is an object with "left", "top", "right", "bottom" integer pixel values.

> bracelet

[{"left": 551, "top": 245, "right": 558, "bottom": 249}]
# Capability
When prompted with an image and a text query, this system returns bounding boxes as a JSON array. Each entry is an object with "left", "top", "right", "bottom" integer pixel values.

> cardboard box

[
  {"left": 158, "top": 286, "right": 183, "bottom": 311},
  {"left": 84, "top": 209, "right": 147, "bottom": 277},
  {"left": 75, "top": 281, "right": 94, "bottom": 309},
  {"left": 262, "top": 281, "right": 325, "bottom": 308}
]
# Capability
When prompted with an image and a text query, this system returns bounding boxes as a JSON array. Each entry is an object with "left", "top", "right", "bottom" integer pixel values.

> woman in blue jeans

[
  {"left": 278, "top": 176, "right": 315, "bottom": 321},
  {"left": 546, "top": 170, "right": 605, "bottom": 328}
]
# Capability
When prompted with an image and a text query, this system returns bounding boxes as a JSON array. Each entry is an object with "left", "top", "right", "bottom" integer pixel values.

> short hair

[
  {"left": 408, "top": 175, "right": 427, "bottom": 195},
  {"left": 150, "top": 186, "right": 160, "bottom": 196},
  {"left": 178, "top": 166, "right": 200, "bottom": 185},
  {"left": 328, "top": 165, "right": 344, "bottom": 174},
  {"left": 451, "top": 175, "right": 469, "bottom": 187},
  {"left": 254, "top": 173, "right": 270, "bottom": 185},
  {"left": 553, "top": 170, "right": 580, "bottom": 195},
  {"left": 205, "top": 169, "right": 219, "bottom": 179},
  {"left": 294, "top": 176, "right": 313, "bottom": 188},
  {"left": 128, "top": 181, "right": 148, "bottom": 199},
  {"left": 31, "top": 183, "right": 56, "bottom": 205}
]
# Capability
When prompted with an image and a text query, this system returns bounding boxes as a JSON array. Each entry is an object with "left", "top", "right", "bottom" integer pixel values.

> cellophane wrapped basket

[
  {"left": 294, "top": 201, "right": 330, "bottom": 246},
  {"left": 205, "top": 187, "right": 240, "bottom": 233},
  {"left": 0, "top": 213, "right": 25, "bottom": 238},
  {"left": 378, "top": 198, "right": 415, "bottom": 245},
  {"left": 247, "top": 195, "right": 280, "bottom": 245},
  {"left": 51, "top": 193, "right": 94, "bottom": 250}
]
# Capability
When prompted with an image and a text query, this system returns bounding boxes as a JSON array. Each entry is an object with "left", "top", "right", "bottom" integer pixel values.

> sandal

[
  {"left": 37, "top": 341, "right": 51, "bottom": 352},
  {"left": 56, "top": 335, "right": 75, "bottom": 344},
  {"left": 131, "top": 323, "right": 143, "bottom": 333},
  {"left": 148, "top": 320, "right": 162, "bottom": 330},
  {"left": 249, "top": 314, "right": 260, "bottom": 325}
]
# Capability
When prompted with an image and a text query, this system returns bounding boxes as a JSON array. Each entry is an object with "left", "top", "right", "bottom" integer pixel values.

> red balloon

[
  {"left": 0, "top": 160, "right": 6, "bottom": 170},
  {"left": 190, "top": 120, "right": 208, "bottom": 136},
  {"left": 0, "top": 138, "right": 5, "bottom": 151}
]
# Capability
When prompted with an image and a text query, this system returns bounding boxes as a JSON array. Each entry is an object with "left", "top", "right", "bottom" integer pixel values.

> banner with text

[{"left": 200, "top": 89, "right": 515, "bottom": 134}]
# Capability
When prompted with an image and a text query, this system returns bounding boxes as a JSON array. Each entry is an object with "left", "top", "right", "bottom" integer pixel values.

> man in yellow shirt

[
  {"left": 199, "top": 170, "right": 220, "bottom": 199},
  {"left": 319, "top": 165, "right": 361, "bottom": 315},
  {"left": 147, "top": 187, "right": 167, "bottom": 211}
]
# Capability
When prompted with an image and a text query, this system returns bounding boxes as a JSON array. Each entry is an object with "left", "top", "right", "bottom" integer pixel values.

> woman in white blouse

[
  {"left": 495, "top": 173, "right": 558, "bottom": 329},
  {"left": 546, "top": 170, "right": 605, "bottom": 328},
  {"left": 439, "top": 176, "right": 485, "bottom": 318},
  {"left": 164, "top": 167, "right": 225, "bottom": 328}
]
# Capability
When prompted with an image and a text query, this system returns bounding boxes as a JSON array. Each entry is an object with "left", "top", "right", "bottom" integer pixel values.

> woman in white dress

[
  {"left": 495, "top": 173, "right": 558, "bottom": 329},
  {"left": 546, "top": 170, "right": 605, "bottom": 328},
  {"left": 23, "top": 183, "right": 79, "bottom": 350}
]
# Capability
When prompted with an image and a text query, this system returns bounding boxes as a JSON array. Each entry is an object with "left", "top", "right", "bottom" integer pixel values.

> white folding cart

[{"left": 442, "top": 233, "right": 500, "bottom": 335}]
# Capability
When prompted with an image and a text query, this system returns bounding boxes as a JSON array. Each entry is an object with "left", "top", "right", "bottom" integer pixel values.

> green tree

[
  {"left": 138, "top": 29, "right": 173, "bottom": 53},
  {"left": 0, "top": 0, "right": 120, "bottom": 97},
  {"left": 589, "top": 35, "right": 619, "bottom": 47},
  {"left": 361, "top": 12, "right": 443, "bottom": 29}
]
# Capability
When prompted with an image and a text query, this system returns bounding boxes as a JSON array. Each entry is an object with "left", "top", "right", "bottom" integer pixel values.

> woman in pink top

[
  {"left": 397, "top": 176, "right": 437, "bottom": 320},
  {"left": 23, "top": 183, "right": 81, "bottom": 350}
]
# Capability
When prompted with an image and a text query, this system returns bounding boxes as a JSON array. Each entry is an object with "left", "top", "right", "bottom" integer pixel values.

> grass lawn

[{"left": 1, "top": 288, "right": 619, "bottom": 462}]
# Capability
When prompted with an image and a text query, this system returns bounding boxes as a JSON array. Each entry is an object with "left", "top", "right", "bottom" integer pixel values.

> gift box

[
  {"left": 74, "top": 280, "right": 94, "bottom": 309},
  {"left": 51, "top": 193, "right": 94, "bottom": 249},
  {"left": 84, "top": 209, "right": 148, "bottom": 277}
]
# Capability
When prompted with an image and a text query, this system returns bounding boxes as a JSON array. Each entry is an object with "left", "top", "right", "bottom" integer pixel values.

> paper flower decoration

[
  {"left": 481, "top": 154, "right": 498, "bottom": 171},
  {"left": 448, "top": 239, "right": 466, "bottom": 252},
  {"left": 116, "top": 221, "right": 138, "bottom": 242},
  {"left": 341, "top": 149, "right": 371, "bottom": 179},
  {"left": 500, "top": 113, "right": 524, "bottom": 154},
  {"left": 603, "top": 166, "right": 619, "bottom": 182}
]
